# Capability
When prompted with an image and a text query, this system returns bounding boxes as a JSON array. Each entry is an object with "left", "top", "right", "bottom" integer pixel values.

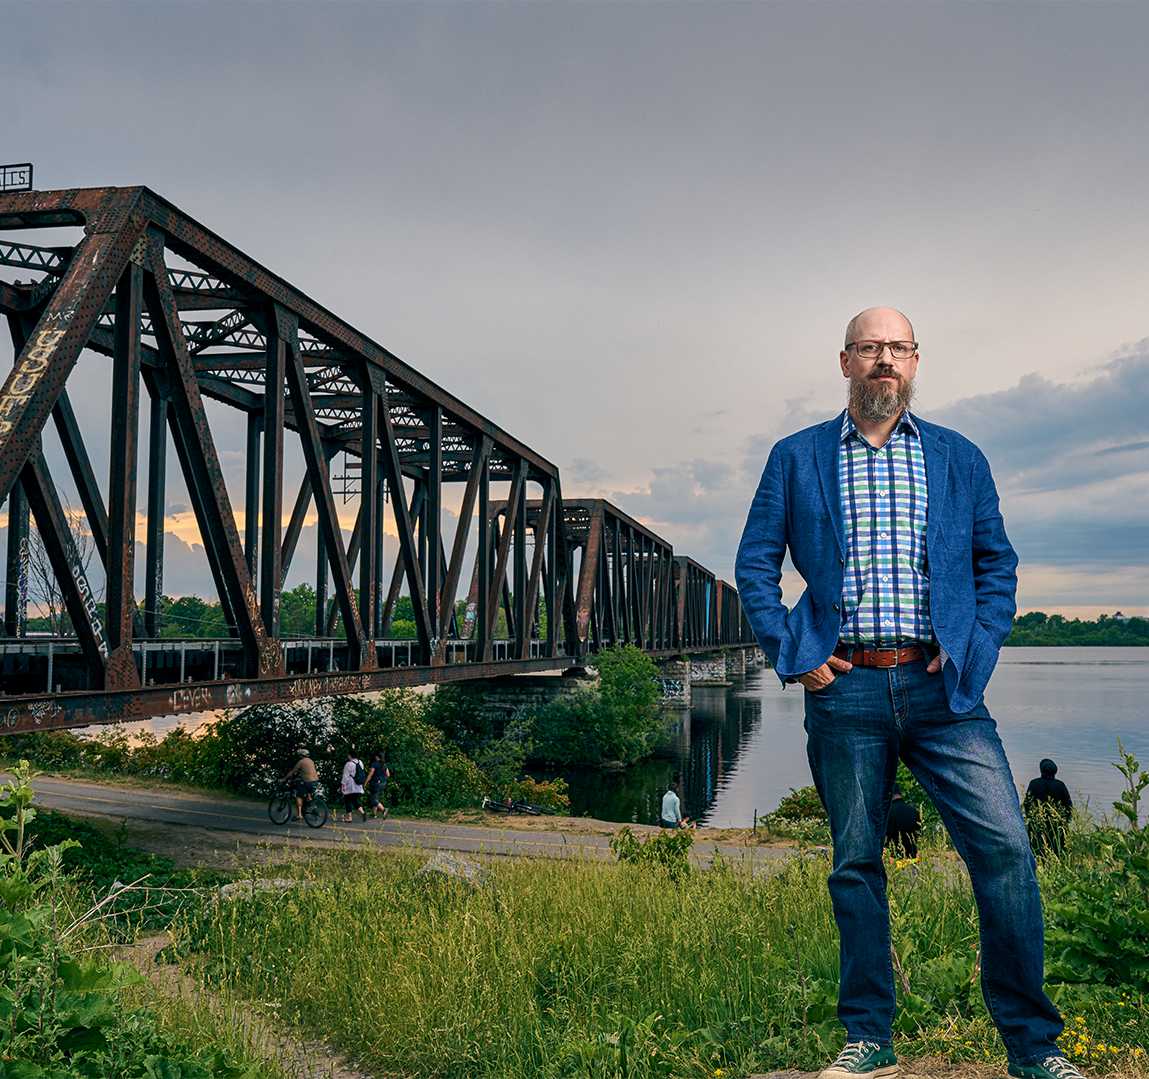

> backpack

[{"left": 353, "top": 760, "right": 366, "bottom": 785}]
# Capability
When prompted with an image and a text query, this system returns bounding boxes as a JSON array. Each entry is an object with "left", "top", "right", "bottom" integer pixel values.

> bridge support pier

[
  {"left": 656, "top": 656, "right": 690, "bottom": 708},
  {"left": 725, "top": 649, "right": 747, "bottom": 677},
  {"left": 453, "top": 671, "right": 594, "bottom": 733},
  {"left": 690, "top": 651, "right": 728, "bottom": 685}
]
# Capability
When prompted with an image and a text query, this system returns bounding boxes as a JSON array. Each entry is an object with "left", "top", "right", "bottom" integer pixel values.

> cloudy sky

[{"left": 2, "top": 1, "right": 1146, "bottom": 618}]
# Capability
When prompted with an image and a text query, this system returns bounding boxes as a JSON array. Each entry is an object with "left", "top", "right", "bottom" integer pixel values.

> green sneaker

[
  {"left": 819, "top": 1041, "right": 899, "bottom": 1079},
  {"left": 1008, "top": 1058, "right": 1087, "bottom": 1079}
]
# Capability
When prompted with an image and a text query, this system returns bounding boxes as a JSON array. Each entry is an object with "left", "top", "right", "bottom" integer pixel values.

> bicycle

[
  {"left": 481, "top": 794, "right": 555, "bottom": 816},
  {"left": 269, "top": 783, "right": 328, "bottom": 828}
]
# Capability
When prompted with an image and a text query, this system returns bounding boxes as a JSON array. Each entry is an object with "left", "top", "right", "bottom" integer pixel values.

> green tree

[{"left": 531, "top": 644, "right": 666, "bottom": 764}]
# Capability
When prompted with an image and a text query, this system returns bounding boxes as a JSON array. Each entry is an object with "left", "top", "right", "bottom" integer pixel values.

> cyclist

[{"left": 281, "top": 748, "right": 321, "bottom": 821}]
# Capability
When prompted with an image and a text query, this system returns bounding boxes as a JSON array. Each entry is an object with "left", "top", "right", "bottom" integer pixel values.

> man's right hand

[{"left": 797, "top": 653, "right": 853, "bottom": 691}]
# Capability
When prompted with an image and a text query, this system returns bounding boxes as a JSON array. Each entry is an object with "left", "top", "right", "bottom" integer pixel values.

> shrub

[
  {"left": 772, "top": 785, "right": 826, "bottom": 821},
  {"left": 1043, "top": 740, "right": 1149, "bottom": 993},
  {"left": 610, "top": 824, "right": 694, "bottom": 879},
  {"left": 328, "top": 695, "right": 486, "bottom": 810},
  {"left": 509, "top": 775, "right": 570, "bottom": 814},
  {"left": 531, "top": 644, "right": 667, "bottom": 764}
]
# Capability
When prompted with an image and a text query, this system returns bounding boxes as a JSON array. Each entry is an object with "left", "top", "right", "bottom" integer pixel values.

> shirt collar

[{"left": 840, "top": 408, "right": 920, "bottom": 444}]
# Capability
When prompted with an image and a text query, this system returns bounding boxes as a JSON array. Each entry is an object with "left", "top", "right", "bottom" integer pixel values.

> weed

[
  {"left": 610, "top": 825, "right": 694, "bottom": 878},
  {"left": 0, "top": 761, "right": 267, "bottom": 1077}
]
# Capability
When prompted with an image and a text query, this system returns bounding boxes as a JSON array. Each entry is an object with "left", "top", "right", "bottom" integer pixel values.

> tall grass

[
  {"left": 172, "top": 833, "right": 1149, "bottom": 1078},
  {"left": 168, "top": 838, "right": 1006, "bottom": 1078},
  {"left": 175, "top": 846, "right": 840, "bottom": 1078}
]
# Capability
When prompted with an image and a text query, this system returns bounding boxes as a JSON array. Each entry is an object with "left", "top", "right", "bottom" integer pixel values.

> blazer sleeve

[{"left": 735, "top": 445, "right": 792, "bottom": 675}]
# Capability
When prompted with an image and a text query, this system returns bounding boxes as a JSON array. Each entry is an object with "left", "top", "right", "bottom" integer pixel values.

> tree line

[{"left": 1005, "top": 611, "right": 1148, "bottom": 646}]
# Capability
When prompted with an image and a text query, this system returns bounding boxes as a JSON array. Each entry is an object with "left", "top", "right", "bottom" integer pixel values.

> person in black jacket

[
  {"left": 885, "top": 785, "right": 921, "bottom": 859},
  {"left": 1024, "top": 759, "right": 1073, "bottom": 856}
]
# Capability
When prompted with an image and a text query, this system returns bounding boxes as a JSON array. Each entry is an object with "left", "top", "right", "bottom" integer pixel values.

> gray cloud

[{"left": 920, "top": 349, "right": 1149, "bottom": 572}]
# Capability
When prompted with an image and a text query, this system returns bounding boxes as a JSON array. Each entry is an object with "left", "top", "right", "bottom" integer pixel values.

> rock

[
  {"left": 417, "top": 850, "right": 488, "bottom": 886},
  {"left": 217, "top": 877, "right": 318, "bottom": 900}
]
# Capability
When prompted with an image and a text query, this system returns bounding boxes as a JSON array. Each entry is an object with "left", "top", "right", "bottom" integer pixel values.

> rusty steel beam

[
  {"left": 0, "top": 189, "right": 147, "bottom": 505},
  {"left": 259, "top": 304, "right": 285, "bottom": 641},
  {"left": 144, "top": 390, "right": 167, "bottom": 638},
  {"left": 282, "top": 307, "right": 371, "bottom": 670},
  {"left": 106, "top": 258, "right": 143, "bottom": 660},
  {"left": 142, "top": 230, "right": 271, "bottom": 674}
]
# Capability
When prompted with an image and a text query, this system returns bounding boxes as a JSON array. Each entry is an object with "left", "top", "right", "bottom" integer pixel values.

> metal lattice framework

[{"left": 0, "top": 185, "right": 755, "bottom": 734}]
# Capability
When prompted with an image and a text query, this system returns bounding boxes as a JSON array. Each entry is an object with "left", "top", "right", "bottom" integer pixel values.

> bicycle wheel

[
  {"left": 303, "top": 796, "right": 327, "bottom": 829},
  {"left": 268, "top": 794, "right": 292, "bottom": 826}
]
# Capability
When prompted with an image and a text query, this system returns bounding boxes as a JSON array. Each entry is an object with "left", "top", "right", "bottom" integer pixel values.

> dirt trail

[{"left": 124, "top": 933, "right": 375, "bottom": 1079}]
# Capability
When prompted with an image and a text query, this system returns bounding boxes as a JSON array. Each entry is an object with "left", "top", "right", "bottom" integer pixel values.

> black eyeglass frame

[{"left": 845, "top": 340, "right": 918, "bottom": 357}]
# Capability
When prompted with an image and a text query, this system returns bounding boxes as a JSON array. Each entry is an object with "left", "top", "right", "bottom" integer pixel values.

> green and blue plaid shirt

[{"left": 837, "top": 410, "right": 935, "bottom": 647}]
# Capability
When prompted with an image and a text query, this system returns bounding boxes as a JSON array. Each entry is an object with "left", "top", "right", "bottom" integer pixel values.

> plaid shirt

[{"left": 837, "top": 410, "right": 935, "bottom": 646}]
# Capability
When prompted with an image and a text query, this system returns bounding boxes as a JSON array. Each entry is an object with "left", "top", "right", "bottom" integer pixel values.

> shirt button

[
  {"left": 882, "top": 576, "right": 889, "bottom": 582},
  {"left": 880, "top": 532, "right": 888, "bottom": 538},
  {"left": 833, "top": 604, "right": 840, "bottom": 612}
]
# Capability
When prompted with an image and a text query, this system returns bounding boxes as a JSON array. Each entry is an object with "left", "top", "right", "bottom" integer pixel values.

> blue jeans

[{"left": 804, "top": 659, "right": 1063, "bottom": 1063}]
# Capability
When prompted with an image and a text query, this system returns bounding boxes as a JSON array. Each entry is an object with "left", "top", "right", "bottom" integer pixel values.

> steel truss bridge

[{"left": 0, "top": 185, "right": 755, "bottom": 735}]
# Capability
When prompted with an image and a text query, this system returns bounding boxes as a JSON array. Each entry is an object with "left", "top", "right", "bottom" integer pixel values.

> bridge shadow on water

[{"left": 534, "top": 675, "right": 768, "bottom": 828}]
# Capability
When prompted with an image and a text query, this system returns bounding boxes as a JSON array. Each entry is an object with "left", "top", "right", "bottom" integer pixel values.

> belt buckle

[{"left": 871, "top": 649, "right": 898, "bottom": 667}]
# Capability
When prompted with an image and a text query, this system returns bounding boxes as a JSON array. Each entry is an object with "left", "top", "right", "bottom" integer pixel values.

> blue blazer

[{"left": 734, "top": 411, "right": 1017, "bottom": 714}]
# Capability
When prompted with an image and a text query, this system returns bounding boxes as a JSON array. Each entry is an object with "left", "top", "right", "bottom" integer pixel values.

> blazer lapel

[{"left": 813, "top": 413, "right": 846, "bottom": 559}]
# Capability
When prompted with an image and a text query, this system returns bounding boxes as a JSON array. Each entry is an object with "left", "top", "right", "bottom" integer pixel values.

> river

[{"left": 553, "top": 646, "right": 1149, "bottom": 827}]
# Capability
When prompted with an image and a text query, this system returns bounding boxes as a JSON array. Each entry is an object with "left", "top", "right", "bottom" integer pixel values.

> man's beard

[{"left": 849, "top": 367, "right": 915, "bottom": 422}]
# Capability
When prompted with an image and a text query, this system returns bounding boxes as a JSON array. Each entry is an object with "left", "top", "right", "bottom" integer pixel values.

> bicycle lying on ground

[
  {"left": 481, "top": 794, "right": 556, "bottom": 816},
  {"left": 269, "top": 783, "right": 328, "bottom": 828}
]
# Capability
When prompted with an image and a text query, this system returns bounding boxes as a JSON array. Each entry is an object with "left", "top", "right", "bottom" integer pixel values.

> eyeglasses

[{"left": 846, "top": 341, "right": 917, "bottom": 359}]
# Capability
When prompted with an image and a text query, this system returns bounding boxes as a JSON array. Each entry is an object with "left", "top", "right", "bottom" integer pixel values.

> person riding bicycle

[{"left": 281, "top": 748, "right": 321, "bottom": 821}]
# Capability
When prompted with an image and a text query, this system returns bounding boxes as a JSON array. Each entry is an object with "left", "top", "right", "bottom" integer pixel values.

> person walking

[
  {"left": 365, "top": 751, "right": 390, "bottom": 820},
  {"left": 340, "top": 748, "right": 366, "bottom": 823},
  {"left": 735, "top": 307, "right": 1073, "bottom": 1079}
]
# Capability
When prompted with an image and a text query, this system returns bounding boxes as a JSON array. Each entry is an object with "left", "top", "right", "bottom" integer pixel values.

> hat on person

[
  {"left": 297, "top": 747, "right": 310, "bottom": 757},
  {"left": 1040, "top": 758, "right": 1058, "bottom": 776}
]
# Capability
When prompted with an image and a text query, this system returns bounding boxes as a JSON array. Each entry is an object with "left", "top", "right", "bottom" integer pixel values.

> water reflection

[{"left": 539, "top": 675, "right": 776, "bottom": 827}]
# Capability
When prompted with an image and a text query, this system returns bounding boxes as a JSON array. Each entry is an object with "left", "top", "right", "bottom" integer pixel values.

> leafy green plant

[
  {"left": 506, "top": 775, "right": 570, "bottom": 814},
  {"left": 0, "top": 761, "right": 264, "bottom": 1078},
  {"left": 531, "top": 645, "right": 668, "bottom": 764},
  {"left": 771, "top": 785, "right": 826, "bottom": 821},
  {"left": 1044, "top": 740, "right": 1149, "bottom": 993},
  {"left": 609, "top": 825, "right": 694, "bottom": 878}
]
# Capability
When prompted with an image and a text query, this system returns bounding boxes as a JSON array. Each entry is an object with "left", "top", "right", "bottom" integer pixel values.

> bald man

[{"left": 736, "top": 309, "right": 1073, "bottom": 1079}]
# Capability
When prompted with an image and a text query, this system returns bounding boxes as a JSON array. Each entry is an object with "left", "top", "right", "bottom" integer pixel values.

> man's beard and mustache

[{"left": 849, "top": 365, "right": 915, "bottom": 422}]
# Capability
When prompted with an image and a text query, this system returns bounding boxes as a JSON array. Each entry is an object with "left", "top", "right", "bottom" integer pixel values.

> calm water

[{"left": 556, "top": 647, "right": 1149, "bottom": 828}]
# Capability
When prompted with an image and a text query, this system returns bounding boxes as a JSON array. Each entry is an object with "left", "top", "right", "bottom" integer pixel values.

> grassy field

[{"left": 168, "top": 831, "right": 1149, "bottom": 1079}]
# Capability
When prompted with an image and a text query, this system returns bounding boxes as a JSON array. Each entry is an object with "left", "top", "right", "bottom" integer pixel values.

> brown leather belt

[{"left": 833, "top": 644, "right": 926, "bottom": 668}]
